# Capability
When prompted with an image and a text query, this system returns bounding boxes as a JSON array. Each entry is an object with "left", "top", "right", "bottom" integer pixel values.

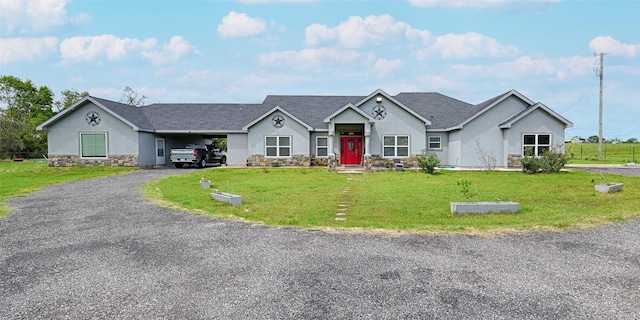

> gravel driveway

[{"left": 1, "top": 168, "right": 639, "bottom": 319}]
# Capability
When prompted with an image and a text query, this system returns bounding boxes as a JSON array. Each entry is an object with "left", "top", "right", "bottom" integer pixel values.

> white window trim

[
  {"left": 428, "top": 135, "right": 442, "bottom": 150},
  {"left": 522, "top": 133, "right": 552, "bottom": 156},
  {"left": 265, "top": 135, "right": 292, "bottom": 158},
  {"left": 316, "top": 136, "right": 329, "bottom": 158},
  {"left": 79, "top": 132, "right": 108, "bottom": 159},
  {"left": 382, "top": 135, "right": 410, "bottom": 158}
]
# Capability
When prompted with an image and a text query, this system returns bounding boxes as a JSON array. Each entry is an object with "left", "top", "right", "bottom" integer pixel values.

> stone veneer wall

[
  {"left": 310, "top": 157, "right": 329, "bottom": 167},
  {"left": 246, "top": 154, "right": 310, "bottom": 167},
  {"left": 507, "top": 154, "right": 523, "bottom": 168},
  {"left": 48, "top": 154, "right": 139, "bottom": 167},
  {"left": 367, "top": 155, "right": 420, "bottom": 170}
]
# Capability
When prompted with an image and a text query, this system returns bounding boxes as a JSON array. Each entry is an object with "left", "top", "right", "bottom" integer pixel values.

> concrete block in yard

[
  {"left": 450, "top": 201, "right": 519, "bottom": 214},
  {"left": 211, "top": 192, "right": 243, "bottom": 206},
  {"left": 595, "top": 183, "right": 623, "bottom": 193}
]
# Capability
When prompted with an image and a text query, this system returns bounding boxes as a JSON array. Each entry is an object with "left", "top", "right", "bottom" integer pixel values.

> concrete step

[{"left": 336, "top": 166, "right": 365, "bottom": 174}]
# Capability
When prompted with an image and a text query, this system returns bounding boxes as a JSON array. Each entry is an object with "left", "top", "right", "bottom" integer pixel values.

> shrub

[
  {"left": 521, "top": 147, "right": 569, "bottom": 174},
  {"left": 521, "top": 156, "right": 542, "bottom": 174},
  {"left": 417, "top": 154, "right": 440, "bottom": 173},
  {"left": 540, "top": 149, "right": 570, "bottom": 173},
  {"left": 456, "top": 179, "right": 478, "bottom": 201}
]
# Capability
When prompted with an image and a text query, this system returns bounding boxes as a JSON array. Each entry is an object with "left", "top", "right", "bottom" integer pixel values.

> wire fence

[{"left": 567, "top": 144, "right": 637, "bottom": 163}]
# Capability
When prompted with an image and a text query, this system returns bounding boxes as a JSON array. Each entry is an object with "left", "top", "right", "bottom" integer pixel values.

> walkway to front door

[{"left": 340, "top": 136, "right": 363, "bottom": 165}]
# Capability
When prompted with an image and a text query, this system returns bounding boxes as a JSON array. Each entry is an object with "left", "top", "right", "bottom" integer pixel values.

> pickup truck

[{"left": 169, "top": 144, "right": 226, "bottom": 168}]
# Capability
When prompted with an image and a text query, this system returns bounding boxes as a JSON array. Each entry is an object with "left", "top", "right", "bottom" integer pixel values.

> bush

[
  {"left": 521, "top": 148, "right": 569, "bottom": 174},
  {"left": 417, "top": 154, "right": 440, "bottom": 173}
]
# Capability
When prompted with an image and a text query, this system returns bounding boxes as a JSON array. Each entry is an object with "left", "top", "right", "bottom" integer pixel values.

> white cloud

[
  {"left": 60, "top": 35, "right": 156, "bottom": 62},
  {"left": 0, "top": 0, "right": 90, "bottom": 34},
  {"left": 217, "top": 11, "right": 266, "bottom": 39},
  {"left": 141, "top": 36, "right": 200, "bottom": 66},
  {"left": 0, "top": 37, "right": 58, "bottom": 64},
  {"left": 416, "top": 75, "right": 465, "bottom": 92},
  {"left": 414, "top": 32, "right": 518, "bottom": 59},
  {"left": 408, "top": 0, "right": 560, "bottom": 9},
  {"left": 257, "top": 48, "right": 375, "bottom": 71},
  {"left": 175, "top": 70, "right": 220, "bottom": 87},
  {"left": 305, "top": 14, "right": 431, "bottom": 48},
  {"left": 371, "top": 59, "right": 405, "bottom": 77},
  {"left": 589, "top": 36, "right": 640, "bottom": 58},
  {"left": 451, "top": 55, "right": 593, "bottom": 80}
]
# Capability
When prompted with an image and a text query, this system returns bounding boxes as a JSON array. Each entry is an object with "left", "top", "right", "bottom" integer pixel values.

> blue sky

[{"left": 1, "top": 0, "right": 638, "bottom": 140}]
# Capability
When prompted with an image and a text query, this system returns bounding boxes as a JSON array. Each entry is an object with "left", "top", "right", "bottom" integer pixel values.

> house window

[
  {"left": 383, "top": 135, "right": 409, "bottom": 157},
  {"left": 523, "top": 134, "right": 551, "bottom": 156},
  {"left": 428, "top": 136, "right": 442, "bottom": 150},
  {"left": 80, "top": 133, "right": 107, "bottom": 158},
  {"left": 265, "top": 136, "right": 291, "bottom": 157},
  {"left": 316, "top": 136, "right": 328, "bottom": 157}
]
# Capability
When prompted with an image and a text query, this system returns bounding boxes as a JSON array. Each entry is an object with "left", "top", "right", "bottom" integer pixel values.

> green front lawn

[
  {"left": 144, "top": 168, "right": 640, "bottom": 233},
  {"left": 0, "top": 160, "right": 138, "bottom": 217}
]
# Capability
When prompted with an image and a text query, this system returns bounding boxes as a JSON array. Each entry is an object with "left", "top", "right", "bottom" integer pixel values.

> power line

[{"left": 559, "top": 78, "right": 598, "bottom": 114}]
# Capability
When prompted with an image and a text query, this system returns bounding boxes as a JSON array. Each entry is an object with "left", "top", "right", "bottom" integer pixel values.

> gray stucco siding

[
  {"left": 359, "top": 100, "right": 426, "bottom": 157},
  {"left": 447, "top": 130, "right": 462, "bottom": 167},
  {"left": 505, "top": 109, "right": 567, "bottom": 156},
  {"left": 331, "top": 108, "right": 368, "bottom": 124},
  {"left": 227, "top": 133, "right": 248, "bottom": 166},
  {"left": 457, "top": 96, "right": 529, "bottom": 167},
  {"left": 425, "top": 132, "right": 449, "bottom": 164},
  {"left": 247, "top": 111, "right": 310, "bottom": 156},
  {"left": 47, "top": 103, "right": 139, "bottom": 157},
  {"left": 137, "top": 132, "right": 156, "bottom": 166}
]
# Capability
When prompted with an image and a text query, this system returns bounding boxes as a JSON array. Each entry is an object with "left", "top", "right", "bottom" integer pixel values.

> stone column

[{"left": 364, "top": 121, "right": 372, "bottom": 157}]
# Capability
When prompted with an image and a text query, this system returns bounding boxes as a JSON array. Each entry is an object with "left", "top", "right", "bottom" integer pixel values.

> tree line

[
  {"left": 0, "top": 75, "right": 145, "bottom": 159},
  {"left": 571, "top": 136, "right": 638, "bottom": 144}
]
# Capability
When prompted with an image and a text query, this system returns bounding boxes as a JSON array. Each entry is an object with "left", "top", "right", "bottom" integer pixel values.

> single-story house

[{"left": 36, "top": 89, "right": 572, "bottom": 169}]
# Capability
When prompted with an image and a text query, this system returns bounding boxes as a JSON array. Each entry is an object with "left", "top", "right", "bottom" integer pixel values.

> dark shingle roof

[
  {"left": 92, "top": 97, "right": 155, "bottom": 131},
  {"left": 90, "top": 91, "right": 523, "bottom": 132},
  {"left": 392, "top": 92, "right": 482, "bottom": 129},
  {"left": 141, "top": 103, "right": 266, "bottom": 131},
  {"left": 262, "top": 95, "right": 365, "bottom": 129}
]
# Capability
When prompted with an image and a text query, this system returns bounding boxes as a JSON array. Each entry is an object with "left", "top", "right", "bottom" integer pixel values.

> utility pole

[{"left": 596, "top": 52, "right": 605, "bottom": 161}]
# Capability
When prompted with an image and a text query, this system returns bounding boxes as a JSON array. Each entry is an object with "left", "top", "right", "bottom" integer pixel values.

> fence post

[
  {"left": 580, "top": 146, "right": 583, "bottom": 159},
  {"left": 604, "top": 146, "right": 606, "bottom": 160}
]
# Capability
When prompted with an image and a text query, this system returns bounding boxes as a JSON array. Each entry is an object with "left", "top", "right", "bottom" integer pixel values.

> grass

[
  {"left": 0, "top": 160, "right": 137, "bottom": 217},
  {"left": 566, "top": 143, "right": 639, "bottom": 164},
  {"left": 144, "top": 168, "right": 640, "bottom": 234}
]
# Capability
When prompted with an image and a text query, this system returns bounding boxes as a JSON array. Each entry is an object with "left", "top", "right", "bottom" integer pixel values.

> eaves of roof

[
  {"left": 499, "top": 103, "right": 574, "bottom": 129},
  {"left": 323, "top": 103, "right": 376, "bottom": 123},
  {"left": 446, "top": 90, "right": 533, "bottom": 130},
  {"left": 242, "top": 106, "right": 314, "bottom": 131},
  {"left": 359, "top": 89, "right": 432, "bottom": 126},
  {"left": 261, "top": 95, "right": 365, "bottom": 129},
  {"left": 36, "top": 96, "right": 150, "bottom": 132}
]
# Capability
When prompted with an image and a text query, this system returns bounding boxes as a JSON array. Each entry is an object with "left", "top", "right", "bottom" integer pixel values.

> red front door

[{"left": 340, "top": 136, "right": 363, "bottom": 165}]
